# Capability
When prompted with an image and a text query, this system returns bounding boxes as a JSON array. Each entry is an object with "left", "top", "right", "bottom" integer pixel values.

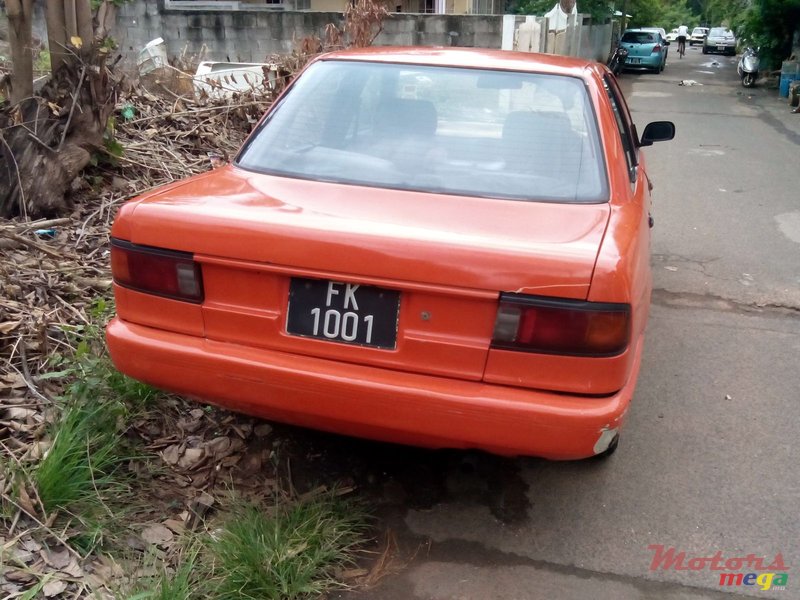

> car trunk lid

[
  {"left": 124, "top": 166, "right": 610, "bottom": 381},
  {"left": 621, "top": 34, "right": 659, "bottom": 58}
]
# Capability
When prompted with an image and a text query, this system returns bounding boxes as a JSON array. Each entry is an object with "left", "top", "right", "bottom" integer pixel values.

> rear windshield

[
  {"left": 236, "top": 60, "right": 608, "bottom": 204},
  {"left": 709, "top": 28, "right": 730, "bottom": 36},
  {"left": 622, "top": 31, "right": 656, "bottom": 44}
]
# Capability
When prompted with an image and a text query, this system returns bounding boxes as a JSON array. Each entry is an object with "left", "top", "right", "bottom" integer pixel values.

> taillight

[
  {"left": 491, "top": 293, "right": 630, "bottom": 356},
  {"left": 653, "top": 45, "right": 662, "bottom": 53},
  {"left": 111, "top": 239, "right": 203, "bottom": 303}
]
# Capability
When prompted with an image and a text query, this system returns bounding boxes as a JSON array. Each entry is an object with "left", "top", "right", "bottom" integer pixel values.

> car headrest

[
  {"left": 502, "top": 111, "right": 573, "bottom": 143},
  {"left": 375, "top": 99, "right": 438, "bottom": 137}
]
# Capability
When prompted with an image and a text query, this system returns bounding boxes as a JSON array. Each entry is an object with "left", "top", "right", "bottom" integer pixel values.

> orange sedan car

[{"left": 107, "top": 48, "right": 674, "bottom": 459}]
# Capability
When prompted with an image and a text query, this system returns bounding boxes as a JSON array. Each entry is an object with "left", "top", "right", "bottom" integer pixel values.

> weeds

[
  {"left": 33, "top": 49, "right": 52, "bottom": 74},
  {"left": 31, "top": 299, "right": 150, "bottom": 518},
  {"left": 47, "top": 297, "right": 158, "bottom": 407},
  {"left": 124, "top": 491, "right": 370, "bottom": 600},
  {"left": 126, "top": 543, "right": 206, "bottom": 600},
  {"left": 2, "top": 297, "right": 157, "bottom": 558},
  {"left": 208, "top": 493, "right": 369, "bottom": 599},
  {"left": 34, "top": 397, "right": 128, "bottom": 514}
]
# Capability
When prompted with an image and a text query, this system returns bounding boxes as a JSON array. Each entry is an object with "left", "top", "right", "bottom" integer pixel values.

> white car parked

[
  {"left": 689, "top": 27, "right": 710, "bottom": 46},
  {"left": 641, "top": 27, "right": 668, "bottom": 40}
]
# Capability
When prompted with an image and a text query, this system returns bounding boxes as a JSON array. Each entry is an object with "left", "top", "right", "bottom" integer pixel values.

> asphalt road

[{"left": 322, "top": 46, "right": 800, "bottom": 600}]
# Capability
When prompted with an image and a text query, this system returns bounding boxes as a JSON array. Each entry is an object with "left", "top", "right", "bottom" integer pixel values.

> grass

[
  {"left": 33, "top": 396, "right": 128, "bottom": 514},
  {"left": 0, "top": 456, "right": 15, "bottom": 520},
  {"left": 126, "top": 544, "right": 204, "bottom": 600},
  {"left": 33, "top": 49, "right": 51, "bottom": 74},
  {"left": 32, "top": 301, "right": 153, "bottom": 518},
  {"left": 8, "top": 298, "right": 158, "bottom": 551},
  {"left": 208, "top": 494, "right": 370, "bottom": 600},
  {"left": 126, "top": 492, "right": 370, "bottom": 600},
  {"left": 53, "top": 298, "right": 159, "bottom": 408}
]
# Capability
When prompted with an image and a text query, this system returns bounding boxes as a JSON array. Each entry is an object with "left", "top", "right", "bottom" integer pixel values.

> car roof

[{"left": 316, "top": 47, "right": 599, "bottom": 78}]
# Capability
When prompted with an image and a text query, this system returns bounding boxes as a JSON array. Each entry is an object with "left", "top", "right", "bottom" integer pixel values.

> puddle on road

[
  {"left": 776, "top": 212, "right": 800, "bottom": 244},
  {"left": 688, "top": 147, "right": 726, "bottom": 156},
  {"left": 630, "top": 91, "right": 673, "bottom": 98},
  {"left": 276, "top": 425, "right": 531, "bottom": 525}
]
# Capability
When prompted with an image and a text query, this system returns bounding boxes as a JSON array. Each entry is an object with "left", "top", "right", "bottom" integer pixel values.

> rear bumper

[
  {"left": 623, "top": 55, "right": 663, "bottom": 70},
  {"left": 704, "top": 43, "right": 735, "bottom": 52},
  {"left": 106, "top": 318, "right": 644, "bottom": 459}
]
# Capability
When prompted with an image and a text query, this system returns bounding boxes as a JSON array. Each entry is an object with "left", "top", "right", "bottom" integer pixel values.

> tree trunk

[
  {"left": 94, "top": 2, "right": 117, "bottom": 42},
  {"left": 64, "top": 0, "right": 77, "bottom": 39},
  {"left": 45, "top": 0, "right": 69, "bottom": 74},
  {"left": 6, "top": 0, "right": 35, "bottom": 104},
  {"left": 75, "top": 0, "right": 93, "bottom": 53},
  {"left": 0, "top": 51, "right": 120, "bottom": 218}
]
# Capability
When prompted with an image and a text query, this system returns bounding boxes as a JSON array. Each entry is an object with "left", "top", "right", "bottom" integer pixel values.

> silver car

[{"left": 703, "top": 27, "right": 736, "bottom": 55}]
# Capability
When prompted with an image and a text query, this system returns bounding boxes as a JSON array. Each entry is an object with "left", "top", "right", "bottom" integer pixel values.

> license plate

[
  {"left": 286, "top": 278, "right": 400, "bottom": 349},
  {"left": 628, "top": 58, "right": 641, "bottom": 64}
]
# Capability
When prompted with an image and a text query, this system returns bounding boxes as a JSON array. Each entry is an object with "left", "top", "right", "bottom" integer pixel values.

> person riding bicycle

[{"left": 676, "top": 24, "right": 689, "bottom": 57}]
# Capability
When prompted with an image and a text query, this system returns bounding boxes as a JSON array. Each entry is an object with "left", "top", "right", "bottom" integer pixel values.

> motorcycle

[
  {"left": 607, "top": 45, "right": 629, "bottom": 76},
  {"left": 737, "top": 47, "right": 760, "bottom": 88}
]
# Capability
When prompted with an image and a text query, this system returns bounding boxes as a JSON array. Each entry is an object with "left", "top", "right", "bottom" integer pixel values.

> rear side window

[
  {"left": 622, "top": 32, "right": 656, "bottom": 44},
  {"left": 603, "top": 76, "right": 638, "bottom": 183},
  {"left": 237, "top": 60, "right": 609, "bottom": 204}
]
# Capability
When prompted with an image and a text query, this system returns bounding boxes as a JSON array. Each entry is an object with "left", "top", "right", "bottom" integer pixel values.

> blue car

[{"left": 620, "top": 29, "right": 668, "bottom": 73}]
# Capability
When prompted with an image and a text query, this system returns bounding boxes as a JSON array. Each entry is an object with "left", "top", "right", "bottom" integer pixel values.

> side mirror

[{"left": 639, "top": 121, "right": 675, "bottom": 146}]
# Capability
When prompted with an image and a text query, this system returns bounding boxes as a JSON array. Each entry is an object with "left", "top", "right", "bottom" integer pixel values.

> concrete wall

[
  {"left": 509, "top": 14, "right": 611, "bottom": 63},
  {"left": 580, "top": 21, "right": 612, "bottom": 62},
  {"left": 115, "top": 0, "right": 504, "bottom": 64}
]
